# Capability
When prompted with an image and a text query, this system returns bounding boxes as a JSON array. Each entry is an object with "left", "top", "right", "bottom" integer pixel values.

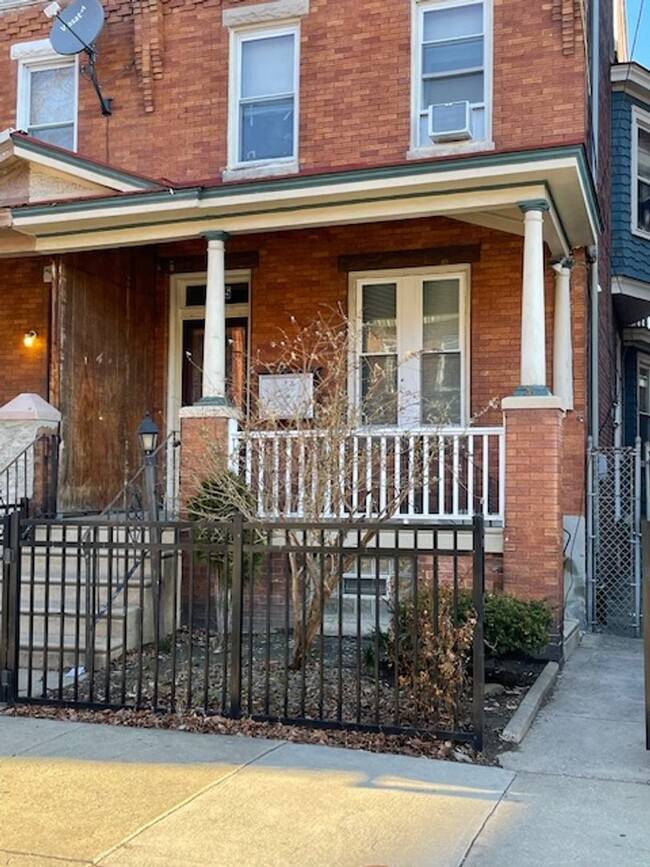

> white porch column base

[
  {"left": 515, "top": 200, "right": 550, "bottom": 396},
  {"left": 199, "top": 231, "right": 230, "bottom": 406},
  {"left": 552, "top": 258, "right": 574, "bottom": 410}
]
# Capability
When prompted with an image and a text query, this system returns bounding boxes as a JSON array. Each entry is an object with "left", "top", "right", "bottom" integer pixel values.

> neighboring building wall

[
  {"left": 0, "top": 0, "right": 588, "bottom": 183},
  {"left": 611, "top": 90, "right": 650, "bottom": 283},
  {"left": 0, "top": 258, "right": 50, "bottom": 406},
  {"left": 595, "top": 0, "right": 616, "bottom": 447}
]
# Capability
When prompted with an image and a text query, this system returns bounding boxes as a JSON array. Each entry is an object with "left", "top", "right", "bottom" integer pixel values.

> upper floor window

[
  {"left": 351, "top": 268, "right": 469, "bottom": 428},
  {"left": 12, "top": 41, "right": 77, "bottom": 151},
  {"left": 413, "top": 0, "right": 490, "bottom": 152},
  {"left": 230, "top": 26, "right": 299, "bottom": 167},
  {"left": 636, "top": 116, "right": 650, "bottom": 234}
]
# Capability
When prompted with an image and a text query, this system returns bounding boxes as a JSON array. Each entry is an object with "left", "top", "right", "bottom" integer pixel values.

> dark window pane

[
  {"left": 186, "top": 282, "right": 250, "bottom": 307},
  {"left": 423, "top": 38, "right": 483, "bottom": 75},
  {"left": 638, "top": 181, "right": 650, "bottom": 231},
  {"left": 423, "top": 71, "right": 484, "bottom": 107},
  {"left": 240, "top": 98, "right": 294, "bottom": 161},
  {"left": 186, "top": 285, "right": 207, "bottom": 306},
  {"left": 362, "top": 284, "right": 397, "bottom": 353}
]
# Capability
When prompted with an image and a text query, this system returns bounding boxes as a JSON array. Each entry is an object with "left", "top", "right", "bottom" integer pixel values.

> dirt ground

[{"left": 6, "top": 655, "right": 545, "bottom": 766}]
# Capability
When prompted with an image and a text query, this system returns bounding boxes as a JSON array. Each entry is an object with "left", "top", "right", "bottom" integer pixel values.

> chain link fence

[{"left": 587, "top": 440, "right": 642, "bottom": 637}]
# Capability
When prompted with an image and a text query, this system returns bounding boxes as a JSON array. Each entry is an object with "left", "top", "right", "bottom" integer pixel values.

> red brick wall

[
  {"left": 0, "top": 0, "right": 589, "bottom": 183},
  {"left": 503, "top": 404, "right": 565, "bottom": 615},
  {"left": 240, "top": 219, "right": 555, "bottom": 425},
  {"left": 158, "top": 216, "right": 588, "bottom": 440},
  {"left": 0, "top": 258, "right": 50, "bottom": 406}
]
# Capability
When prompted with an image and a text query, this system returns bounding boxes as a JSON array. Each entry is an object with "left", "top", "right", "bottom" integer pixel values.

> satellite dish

[
  {"left": 46, "top": 0, "right": 111, "bottom": 116},
  {"left": 49, "top": 0, "right": 105, "bottom": 56}
]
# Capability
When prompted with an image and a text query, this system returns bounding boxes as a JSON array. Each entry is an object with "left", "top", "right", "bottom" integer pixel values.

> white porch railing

[{"left": 234, "top": 427, "right": 505, "bottom": 524}]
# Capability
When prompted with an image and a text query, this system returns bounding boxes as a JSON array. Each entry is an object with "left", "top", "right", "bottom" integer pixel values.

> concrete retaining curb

[{"left": 499, "top": 661, "right": 559, "bottom": 745}]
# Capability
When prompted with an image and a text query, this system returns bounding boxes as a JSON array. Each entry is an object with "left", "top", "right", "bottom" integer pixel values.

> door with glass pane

[
  {"left": 357, "top": 272, "right": 465, "bottom": 427},
  {"left": 182, "top": 318, "right": 248, "bottom": 412}
]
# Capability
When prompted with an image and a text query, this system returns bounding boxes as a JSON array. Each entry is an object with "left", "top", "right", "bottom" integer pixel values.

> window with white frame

[
  {"left": 231, "top": 25, "right": 298, "bottom": 166},
  {"left": 13, "top": 40, "right": 77, "bottom": 150},
  {"left": 352, "top": 268, "right": 468, "bottom": 427},
  {"left": 414, "top": 0, "right": 489, "bottom": 149},
  {"left": 634, "top": 109, "right": 650, "bottom": 234}
]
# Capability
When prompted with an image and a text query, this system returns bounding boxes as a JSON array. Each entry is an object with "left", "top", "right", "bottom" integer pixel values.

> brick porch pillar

[
  {"left": 502, "top": 395, "right": 565, "bottom": 628},
  {"left": 178, "top": 407, "right": 238, "bottom": 509}
]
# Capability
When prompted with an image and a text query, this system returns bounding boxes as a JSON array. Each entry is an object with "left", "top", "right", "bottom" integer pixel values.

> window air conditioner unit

[{"left": 428, "top": 101, "right": 472, "bottom": 143}]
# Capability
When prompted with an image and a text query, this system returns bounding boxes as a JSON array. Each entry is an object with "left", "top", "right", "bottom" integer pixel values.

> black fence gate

[{"left": 0, "top": 512, "right": 485, "bottom": 748}]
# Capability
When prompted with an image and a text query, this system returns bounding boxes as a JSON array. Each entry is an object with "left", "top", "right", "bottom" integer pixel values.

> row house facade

[{"left": 0, "top": 0, "right": 626, "bottom": 651}]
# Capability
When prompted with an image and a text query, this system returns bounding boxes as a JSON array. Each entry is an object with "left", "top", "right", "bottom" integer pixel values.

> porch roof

[{"left": 1, "top": 138, "right": 601, "bottom": 258}]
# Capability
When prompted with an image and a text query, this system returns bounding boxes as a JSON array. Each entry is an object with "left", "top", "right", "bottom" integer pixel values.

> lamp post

[
  {"left": 137, "top": 412, "right": 163, "bottom": 650},
  {"left": 137, "top": 412, "right": 159, "bottom": 522}
]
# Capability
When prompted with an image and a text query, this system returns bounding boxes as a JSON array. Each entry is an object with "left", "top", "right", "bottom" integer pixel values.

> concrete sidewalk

[
  {"left": 464, "top": 632, "right": 650, "bottom": 866},
  {"left": 0, "top": 633, "right": 648, "bottom": 866},
  {"left": 0, "top": 716, "right": 512, "bottom": 867}
]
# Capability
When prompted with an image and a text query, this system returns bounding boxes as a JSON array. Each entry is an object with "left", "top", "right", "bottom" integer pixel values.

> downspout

[
  {"left": 586, "top": 245, "right": 599, "bottom": 631},
  {"left": 591, "top": 0, "right": 600, "bottom": 170},
  {"left": 588, "top": 245, "right": 599, "bottom": 447}
]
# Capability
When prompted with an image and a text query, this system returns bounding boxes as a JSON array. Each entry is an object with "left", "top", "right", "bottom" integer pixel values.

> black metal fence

[
  {"left": 0, "top": 512, "right": 485, "bottom": 748},
  {"left": 0, "top": 433, "right": 59, "bottom": 520}
]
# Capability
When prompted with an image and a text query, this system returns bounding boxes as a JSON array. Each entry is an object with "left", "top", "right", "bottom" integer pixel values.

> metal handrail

[
  {"left": 0, "top": 432, "right": 59, "bottom": 519},
  {"left": 98, "top": 431, "right": 180, "bottom": 521},
  {"left": 81, "top": 432, "right": 180, "bottom": 663}
]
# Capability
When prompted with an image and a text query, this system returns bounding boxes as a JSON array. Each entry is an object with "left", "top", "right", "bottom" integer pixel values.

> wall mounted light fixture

[{"left": 23, "top": 330, "right": 37, "bottom": 348}]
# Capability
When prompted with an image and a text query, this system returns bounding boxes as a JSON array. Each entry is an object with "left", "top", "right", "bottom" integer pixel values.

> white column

[
  {"left": 552, "top": 258, "right": 574, "bottom": 410},
  {"left": 200, "top": 231, "right": 229, "bottom": 404},
  {"left": 517, "top": 200, "right": 550, "bottom": 394}
]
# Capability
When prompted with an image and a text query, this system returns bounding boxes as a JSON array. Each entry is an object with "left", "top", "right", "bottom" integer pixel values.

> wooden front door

[{"left": 181, "top": 317, "right": 248, "bottom": 411}]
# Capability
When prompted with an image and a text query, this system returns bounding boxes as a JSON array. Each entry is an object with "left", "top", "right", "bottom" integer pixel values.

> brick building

[{"left": 0, "top": 0, "right": 628, "bottom": 650}]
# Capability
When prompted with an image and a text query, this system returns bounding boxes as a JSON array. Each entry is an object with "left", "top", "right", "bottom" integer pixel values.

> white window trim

[
  {"left": 166, "top": 270, "right": 251, "bottom": 512},
  {"left": 227, "top": 22, "right": 300, "bottom": 175},
  {"left": 347, "top": 265, "right": 470, "bottom": 429},
  {"left": 12, "top": 39, "right": 78, "bottom": 151},
  {"left": 408, "top": 0, "right": 493, "bottom": 159},
  {"left": 637, "top": 353, "right": 650, "bottom": 435},
  {"left": 631, "top": 104, "right": 650, "bottom": 240},
  {"left": 166, "top": 270, "right": 251, "bottom": 429}
]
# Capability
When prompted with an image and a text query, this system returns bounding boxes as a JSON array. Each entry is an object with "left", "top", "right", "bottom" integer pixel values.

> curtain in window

[
  {"left": 361, "top": 284, "right": 398, "bottom": 425},
  {"left": 240, "top": 34, "right": 295, "bottom": 162},
  {"left": 29, "top": 66, "right": 75, "bottom": 149}
]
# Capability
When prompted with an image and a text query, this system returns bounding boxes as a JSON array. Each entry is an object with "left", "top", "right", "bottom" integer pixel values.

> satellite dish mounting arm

[{"left": 81, "top": 47, "right": 112, "bottom": 117}]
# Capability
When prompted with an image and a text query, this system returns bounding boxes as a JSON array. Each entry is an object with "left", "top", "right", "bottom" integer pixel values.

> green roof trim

[
  {"left": 12, "top": 144, "right": 601, "bottom": 235},
  {"left": 33, "top": 180, "right": 563, "bottom": 241}
]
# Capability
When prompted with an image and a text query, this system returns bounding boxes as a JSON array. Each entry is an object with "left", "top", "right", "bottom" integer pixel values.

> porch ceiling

[
  {"left": 4, "top": 145, "right": 599, "bottom": 258},
  {"left": 612, "top": 275, "right": 650, "bottom": 326}
]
